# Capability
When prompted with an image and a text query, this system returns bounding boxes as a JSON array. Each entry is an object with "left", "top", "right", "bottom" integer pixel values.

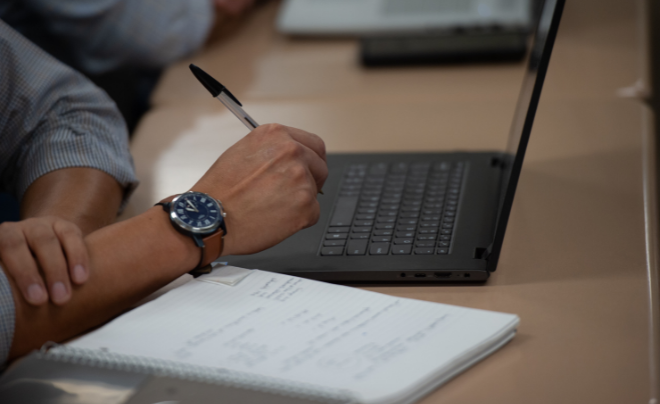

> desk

[{"left": 124, "top": 0, "right": 659, "bottom": 402}]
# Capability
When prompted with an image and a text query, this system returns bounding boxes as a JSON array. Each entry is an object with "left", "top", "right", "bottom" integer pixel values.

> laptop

[
  {"left": 226, "top": 0, "right": 565, "bottom": 283},
  {"left": 277, "top": 0, "right": 532, "bottom": 36}
]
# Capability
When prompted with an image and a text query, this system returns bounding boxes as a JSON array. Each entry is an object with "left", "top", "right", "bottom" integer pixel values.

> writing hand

[
  {"left": 192, "top": 123, "right": 327, "bottom": 256},
  {"left": 0, "top": 217, "right": 89, "bottom": 305}
]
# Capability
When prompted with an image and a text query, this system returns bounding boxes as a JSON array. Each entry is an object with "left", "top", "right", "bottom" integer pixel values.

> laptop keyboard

[{"left": 320, "top": 161, "right": 465, "bottom": 256}]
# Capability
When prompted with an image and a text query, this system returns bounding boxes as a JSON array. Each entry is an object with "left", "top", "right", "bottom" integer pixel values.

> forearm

[
  {"left": 20, "top": 168, "right": 124, "bottom": 235},
  {"left": 7, "top": 207, "right": 198, "bottom": 360}
]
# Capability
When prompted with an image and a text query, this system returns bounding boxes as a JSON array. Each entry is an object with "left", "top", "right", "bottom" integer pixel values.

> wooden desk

[{"left": 125, "top": 0, "right": 659, "bottom": 402}]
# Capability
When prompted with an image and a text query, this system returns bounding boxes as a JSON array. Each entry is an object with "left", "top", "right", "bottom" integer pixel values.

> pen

[
  {"left": 189, "top": 64, "right": 324, "bottom": 195},
  {"left": 189, "top": 64, "right": 259, "bottom": 130}
]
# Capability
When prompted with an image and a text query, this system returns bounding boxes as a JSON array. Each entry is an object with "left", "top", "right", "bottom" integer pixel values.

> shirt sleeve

[
  {"left": 0, "top": 267, "right": 15, "bottom": 366},
  {"left": 23, "top": 0, "right": 215, "bottom": 74},
  {"left": 0, "top": 19, "right": 138, "bottom": 207}
]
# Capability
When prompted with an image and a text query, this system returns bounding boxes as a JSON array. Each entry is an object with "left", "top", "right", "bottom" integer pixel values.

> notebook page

[{"left": 70, "top": 268, "right": 518, "bottom": 404}]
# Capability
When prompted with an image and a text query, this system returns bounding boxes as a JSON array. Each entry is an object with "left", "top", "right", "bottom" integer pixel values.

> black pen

[
  {"left": 189, "top": 64, "right": 324, "bottom": 195},
  {"left": 189, "top": 64, "right": 259, "bottom": 130}
]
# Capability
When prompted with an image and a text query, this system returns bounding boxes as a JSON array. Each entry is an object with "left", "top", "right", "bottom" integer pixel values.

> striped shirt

[{"left": 0, "top": 19, "right": 139, "bottom": 365}]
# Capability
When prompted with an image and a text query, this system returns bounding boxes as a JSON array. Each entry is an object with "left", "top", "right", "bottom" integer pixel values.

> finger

[
  {"left": 53, "top": 220, "right": 89, "bottom": 285},
  {"left": 0, "top": 224, "right": 48, "bottom": 305},
  {"left": 284, "top": 126, "right": 327, "bottom": 162},
  {"left": 296, "top": 143, "right": 329, "bottom": 192},
  {"left": 24, "top": 221, "right": 72, "bottom": 305}
]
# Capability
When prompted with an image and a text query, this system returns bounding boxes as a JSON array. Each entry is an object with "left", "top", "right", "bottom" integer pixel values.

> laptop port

[
  {"left": 433, "top": 272, "right": 451, "bottom": 278},
  {"left": 464, "top": 273, "right": 471, "bottom": 278},
  {"left": 400, "top": 273, "right": 406, "bottom": 278},
  {"left": 414, "top": 273, "right": 426, "bottom": 278}
]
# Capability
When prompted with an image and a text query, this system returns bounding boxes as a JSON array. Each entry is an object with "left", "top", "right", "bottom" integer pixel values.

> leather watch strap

[{"left": 156, "top": 193, "right": 225, "bottom": 270}]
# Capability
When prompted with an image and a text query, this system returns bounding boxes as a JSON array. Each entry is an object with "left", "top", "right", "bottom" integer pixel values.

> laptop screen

[{"left": 487, "top": 0, "right": 565, "bottom": 271}]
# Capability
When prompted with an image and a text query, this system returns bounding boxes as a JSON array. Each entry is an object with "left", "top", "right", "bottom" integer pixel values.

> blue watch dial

[{"left": 173, "top": 193, "right": 221, "bottom": 231}]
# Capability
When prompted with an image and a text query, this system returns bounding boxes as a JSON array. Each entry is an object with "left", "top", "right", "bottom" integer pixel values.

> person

[
  {"left": 0, "top": 19, "right": 137, "bottom": 309},
  {"left": 0, "top": 0, "right": 256, "bottom": 131},
  {"left": 0, "top": 19, "right": 327, "bottom": 365}
]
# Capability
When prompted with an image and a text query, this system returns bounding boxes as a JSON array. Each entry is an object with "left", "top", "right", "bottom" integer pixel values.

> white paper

[
  {"left": 196, "top": 264, "right": 253, "bottom": 286},
  {"left": 70, "top": 270, "right": 518, "bottom": 404}
]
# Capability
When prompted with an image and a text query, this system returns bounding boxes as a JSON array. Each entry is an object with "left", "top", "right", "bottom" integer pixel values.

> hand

[
  {"left": 213, "top": 0, "right": 256, "bottom": 17},
  {"left": 0, "top": 217, "right": 89, "bottom": 305},
  {"left": 192, "top": 123, "right": 328, "bottom": 256}
]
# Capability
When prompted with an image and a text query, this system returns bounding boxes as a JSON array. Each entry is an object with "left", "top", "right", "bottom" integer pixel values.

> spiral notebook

[{"left": 42, "top": 266, "right": 518, "bottom": 404}]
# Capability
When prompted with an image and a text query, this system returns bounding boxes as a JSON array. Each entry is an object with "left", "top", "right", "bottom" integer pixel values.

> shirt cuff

[{"left": 0, "top": 267, "right": 16, "bottom": 366}]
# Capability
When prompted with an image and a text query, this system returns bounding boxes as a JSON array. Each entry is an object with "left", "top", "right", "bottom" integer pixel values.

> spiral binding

[{"left": 40, "top": 344, "right": 357, "bottom": 404}]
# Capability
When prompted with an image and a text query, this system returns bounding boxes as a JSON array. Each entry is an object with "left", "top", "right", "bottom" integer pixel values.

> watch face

[{"left": 171, "top": 192, "right": 222, "bottom": 234}]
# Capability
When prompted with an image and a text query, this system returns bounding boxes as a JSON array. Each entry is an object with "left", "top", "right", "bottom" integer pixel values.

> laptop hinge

[{"left": 474, "top": 246, "right": 491, "bottom": 260}]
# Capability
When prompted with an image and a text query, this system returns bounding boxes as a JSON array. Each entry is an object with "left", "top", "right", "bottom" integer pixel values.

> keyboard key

[
  {"left": 403, "top": 200, "right": 422, "bottom": 207},
  {"left": 350, "top": 233, "right": 370, "bottom": 239},
  {"left": 440, "top": 235, "right": 451, "bottom": 241},
  {"left": 391, "top": 162, "right": 408, "bottom": 173},
  {"left": 421, "top": 222, "right": 440, "bottom": 228},
  {"left": 444, "top": 211, "right": 456, "bottom": 217},
  {"left": 441, "top": 223, "right": 454, "bottom": 229},
  {"left": 396, "top": 225, "right": 417, "bottom": 232},
  {"left": 422, "top": 209, "right": 442, "bottom": 215},
  {"left": 352, "top": 227, "right": 372, "bottom": 233},
  {"left": 417, "top": 234, "right": 437, "bottom": 240},
  {"left": 385, "top": 186, "right": 404, "bottom": 192},
  {"left": 434, "top": 162, "right": 451, "bottom": 171},
  {"left": 398, "top": 219, "right": 418, "bottom": 225},
  {"left": 356, "top": 214, "right": 375, "bottom": 220},
  {"left": 415, "top": 242, "right": 435, "bottom": 247},
  {"left": 339, "top": 191, "right": 360, "bottom": 197},
  {"left": 414, "top": 248, "right": 434, "bottom": 255},
  {"left": 382, "top": 198, "right": 401, "bottom": 204},
  {"left": 382, "top": 192, "right": 402, "bottom": 199},
  {"left": 360, "top": 202, "right": 379, "bottom": 208},
  {"left": 437, "top": 248, "right": 449, "bottom": 255},
  {"left": 394, "top": 238, "right": 413, "bottom": 245},
  {"left": 361, "top": 196, "right": 380, "bottom": 203},
  {"left": 443, "top": 217, "right": 455, "bottom": 223},
  {"left": 378, "top": 211, "right": 398, "bottom": 218},
  {"left": 362, "top": 190, "right": 381, "bottom": 196},
  {"left": 400, "top": 212, "right": 419, "bottom": 218},
  {"left": 438, "top": 241, "right": 451, "bottom": 248},
  {"left": 425, "top": 203, "right": 444, "bottom": 209},
  {"left": 377, "top": 217, "right": 396, "bottom": 223},
  {"left": 321, "top": 247, "right": 344, "bottom": 256},
  {"left": 354, "top": 220, "right": 374, "bottom": 227},
  {"left": 422, "top": 215, "right": 440, "bottom": 221},
  {"left": 441, "top": 229, "right": 453, "bottom": 235},
  {"left": 328, "top": 227, "right": 350, "bottom": 233},
  {"left": 395, "top": 231, "right": 415, "bottom": 238},
  {"left": 324, "top": 240, "right": 346, "bottom": 246},
  {"left": 326, "top": 233, "right": 348, "bottom": 240},
  {"left": 374, "top": 230, "right": 393, "bottom": 236},
  {"left": 370, "top": 243, "right": 390, "bottom": 255},
  {"left": 371, "top": 236, "right": 392, "bottom": 243},
  {"left": 329, "top": 196, "right": 358, "bottom": 227},
  {"left": 346, "top": 240, "right": 368, "bottom": 255},
  {"left": 370, "top": 163, "right": 388, "bottom": 175},
  {"left": 379, "top": 204, "right": 399, "bottom": 211},
  {"left": 401, "top": 206, "right": 421, "bottom": 212},
  {"left": 392, "top": 245, "right": 413, "bottom": 255},
  {"left": 358, "top": 208, "right": 377, "bottom": 214},
  {"left": 375, "top": 223, "right": 395, "bottom": 230},
  {"left": 419, "top": 228, "right": 438, "bottom": 234}
]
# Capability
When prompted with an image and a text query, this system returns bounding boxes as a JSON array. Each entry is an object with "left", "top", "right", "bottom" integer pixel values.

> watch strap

[{"left": 156, "top": 193, "right": 225, "bottom": 273}]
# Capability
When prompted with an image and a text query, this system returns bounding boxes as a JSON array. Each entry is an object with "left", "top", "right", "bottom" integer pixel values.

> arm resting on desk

[{"left": 6, "top": 207, "right": 200, "bottom": 361}]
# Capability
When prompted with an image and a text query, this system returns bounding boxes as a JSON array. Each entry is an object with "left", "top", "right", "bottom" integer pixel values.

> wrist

[{"left": 146, "top": 207, "right": 200, "bottom": 274}]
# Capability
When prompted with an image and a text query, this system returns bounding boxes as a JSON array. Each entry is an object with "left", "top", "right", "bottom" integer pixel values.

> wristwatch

[{"left": 156, "top": 191, "right": 227, "bottom": 275}]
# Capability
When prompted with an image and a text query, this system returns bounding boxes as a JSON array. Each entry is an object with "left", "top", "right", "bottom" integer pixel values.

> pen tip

[{"left": 189, "top": 64, "right": 222, "bottom": 98}]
